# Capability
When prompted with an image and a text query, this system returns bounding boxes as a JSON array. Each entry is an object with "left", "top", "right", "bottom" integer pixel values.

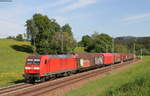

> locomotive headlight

[
  {"left": 25, "top": 67, "right": 31, "bottom": 69},
  {"left": 33, "top": 67, "right": 40, "bottom": 70}
]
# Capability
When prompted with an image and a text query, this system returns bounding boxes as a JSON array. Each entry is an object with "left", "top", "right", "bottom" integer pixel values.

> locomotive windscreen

[
  {"left": 27, "top": 59, "right": 33, "bottom": 64},
  {"left": 26, "top": 59, "right": 40, "bottom": 65},
  {"left": 34, "top": 59, "right": 40, "bottom": 64}
]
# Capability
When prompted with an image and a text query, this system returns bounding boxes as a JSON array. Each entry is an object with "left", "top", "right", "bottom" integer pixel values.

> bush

[{"left": 15, "top": 34, "right": 24, "bottom": 41}]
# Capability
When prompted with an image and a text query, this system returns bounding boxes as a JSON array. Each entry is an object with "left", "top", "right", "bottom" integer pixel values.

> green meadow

[
  {"left": 0, "top": 39, "right": 31, "bottom": 87},
  {"left": 65, "top": 56, "right": 150, "bottom": 96}
]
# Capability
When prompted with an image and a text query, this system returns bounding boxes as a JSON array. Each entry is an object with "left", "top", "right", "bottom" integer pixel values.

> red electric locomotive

[{"left": 24, "top": 54, "right": 78, "bottom": 82}]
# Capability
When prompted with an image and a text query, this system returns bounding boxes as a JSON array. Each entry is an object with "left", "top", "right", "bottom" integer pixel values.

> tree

[
  {"left": 80, "top": 33, "right": 112, "bottom": 53},
  {"left": 26, "top": 14, "right": 60, "bottom": 54},
  {"left": 92, "top": 33, "right": 112, "bottom": 52},
  {"left": 115, "top": 44, "right": 128, "bottom": 53},
  {"left": 62, "top": 24, "right": 72, "bottom": 36},
  {"left": 61, "top": 24, "right": 76, "bottom": 53},
  {"left": 62, "top": 32, "right": 76, "bottom": 53},
  {"left": 6, "top": 36, "right": 15, "bottom": 39},
  {"left": 51, "top": 31, "right": 76, "bottom": 54},
  {"left": 16, "top": 34, "right": 23, "bottom": 41},
  {"left": 25, "top": 13, "right": 76, "bottom": 54},
  {"left": 80, "top": 35, "right": 94, "bottom": 52}
]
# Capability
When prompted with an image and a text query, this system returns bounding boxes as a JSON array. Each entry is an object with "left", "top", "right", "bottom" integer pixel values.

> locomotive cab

[
  {"left": 25, "top": 58, "right": 40, "bottom": 73},
  {"left": 24, "top": 56, "right": 42, "bottom": 83}
]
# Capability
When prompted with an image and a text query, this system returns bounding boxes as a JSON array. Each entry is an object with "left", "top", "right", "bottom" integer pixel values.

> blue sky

[{"left": 0, "top": 0, "right": 150, "bottom": 40}]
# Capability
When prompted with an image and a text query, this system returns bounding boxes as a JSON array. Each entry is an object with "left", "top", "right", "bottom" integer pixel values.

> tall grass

[{"left": 106, "top": 73, "right": 150, "bottom": 96}]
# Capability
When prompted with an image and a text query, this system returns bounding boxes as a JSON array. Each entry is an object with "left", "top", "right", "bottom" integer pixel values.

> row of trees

[
  {"left": 7, "top": 34, "right": 24, "bottom": 41},
  {"left": 79, "top": 32, "right": 128, "bottom": 53},
  {"left": 116, "top": 36, "right": 150, "bottom": 55},
  {"left": 24, "top": 13, "right": 147, "bottom": 55}
]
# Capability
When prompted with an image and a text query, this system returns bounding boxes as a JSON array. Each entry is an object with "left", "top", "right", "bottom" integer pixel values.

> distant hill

[
  {"left": 115, "top": 36, "right": 150, "bottom": 55},
  {"left": 0, "top": 39, "right": 31, "bottom": 87}
]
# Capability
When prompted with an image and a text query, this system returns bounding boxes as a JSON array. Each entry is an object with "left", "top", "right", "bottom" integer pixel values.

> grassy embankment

[
  {"left": 65, "top": 56, "right": 150, "bottom": 96},
  {"left": 0, "top": 39, "right": 31, "bottom": 87}
]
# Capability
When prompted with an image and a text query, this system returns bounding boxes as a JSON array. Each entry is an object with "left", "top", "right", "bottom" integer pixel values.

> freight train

[{"left": 23, "top": 53, "right": 134, "bottom": 83}]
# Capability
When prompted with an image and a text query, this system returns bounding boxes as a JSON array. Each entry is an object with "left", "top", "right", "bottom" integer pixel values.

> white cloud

[
  {"left": 123, "top": 12, "right": 150, "bottom": 22},
  {"left": 36, "top": 0, "right": 71, "bottom": 12},
  {"left": 60, "top": 0, "right": 97, "bottom": 12}
]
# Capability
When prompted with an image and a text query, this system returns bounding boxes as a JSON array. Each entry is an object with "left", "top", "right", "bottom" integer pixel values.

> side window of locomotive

[
  {"left": 27, "top": 59, "right": 33, "bottom": 64},
  {"left": 34, "top": 59, "right": 40, "bottom": 65},
  {"left": 45, "top": 60, "right": 47, "bottom": 64}
]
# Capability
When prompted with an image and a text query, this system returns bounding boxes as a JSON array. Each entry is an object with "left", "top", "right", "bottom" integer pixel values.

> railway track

[
  {"left": 0, "top": 83, "right": 33, "bottom": 95},
  {"left": 0, "top": 59, "right": 140, "bottom": 96}
]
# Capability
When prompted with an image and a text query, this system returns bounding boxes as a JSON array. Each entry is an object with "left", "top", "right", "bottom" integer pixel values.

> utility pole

[
  {"left": 111, "top": 38, "right": 115, "bottom": 73},
  {"left": 106, "top": 45, "right": 108, "bottom": 53},
  {"left": 60, "top": 29, "right": 64, "bottom": 54},
  {"left": 133, "top": 38, "right": 136, "bottom": 58},
  {"left": 133, "top": 43, "right": 135, "bottom": 55},
  {"left": 140, "top": 49, "right": 143, "bottom": 59}
]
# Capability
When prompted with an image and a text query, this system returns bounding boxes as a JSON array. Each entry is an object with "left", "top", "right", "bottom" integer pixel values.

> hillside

[
  {"left": 115, "top": 36, "right": 150, "bottom": 55},
  {"left": 0, "top": 39, "right": 31, "bottom": 87},
  {"left": 65, "top": 56, "right": 150, "bottom": 96}
]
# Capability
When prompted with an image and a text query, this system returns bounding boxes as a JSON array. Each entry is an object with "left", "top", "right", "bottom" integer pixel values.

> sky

[{"left": 0, "top": 0, "right": 150, "bottom": 40}]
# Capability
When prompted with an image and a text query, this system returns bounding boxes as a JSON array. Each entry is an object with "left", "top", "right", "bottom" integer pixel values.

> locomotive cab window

[
  {"left": 45, "top": 60, "right": 47, "bottom": 64},
  {"left": 34, "top": 59, "right": 40, "bottom": 65},
  {"left": 27, "top": 59, "right": 33, "bottom": 64}
]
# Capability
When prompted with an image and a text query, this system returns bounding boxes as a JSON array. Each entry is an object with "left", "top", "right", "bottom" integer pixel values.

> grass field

[
  {"left": 65, "top": 56, "right": 150, "bottom": 96},
  {"left": 0, "top": 39, "right": 31, "bottom": 87}
]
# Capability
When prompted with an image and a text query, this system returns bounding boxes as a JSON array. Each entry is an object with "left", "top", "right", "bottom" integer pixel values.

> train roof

[
  {"left": 28, "top": 54, "right": 75, "bottom": 58},
  {"left": 100, "top": 53, "right": 113, "bottom": 56},
  {"left": 48, "top": 55, "right": 75, "bottom": 58}
]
